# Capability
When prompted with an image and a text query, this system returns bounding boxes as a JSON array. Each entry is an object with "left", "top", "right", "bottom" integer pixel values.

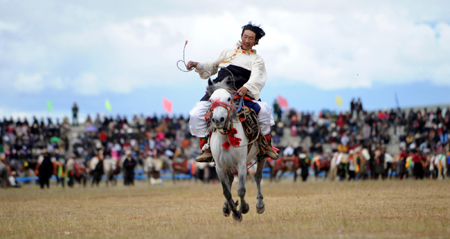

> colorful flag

[
  {"left": 335, "top": 96, "right": 343, "bottom": 107},
  {"left": 47, "top": 101, "right": 53, "bottom": 112},
  {"left": 163, "top": 98, "right": 173, "bottom": 114},
  {"left": 277, "top": 95, "right": 289, "bottom": 109},
  {"left": 105, "top": 99, "right": 112, "bottom": 112}
]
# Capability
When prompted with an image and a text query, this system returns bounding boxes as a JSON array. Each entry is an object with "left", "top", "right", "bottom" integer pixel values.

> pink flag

[
  {"left": 163, "top": 98, "right": 173, "bottom": 114},
  {"left": 277, "top": 95, "right": 289, "bottom": 109}
]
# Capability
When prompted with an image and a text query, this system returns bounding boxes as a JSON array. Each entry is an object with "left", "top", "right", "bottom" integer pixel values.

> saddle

[{"left": 233, "top": 103, "right": 268, "bottom": 159}]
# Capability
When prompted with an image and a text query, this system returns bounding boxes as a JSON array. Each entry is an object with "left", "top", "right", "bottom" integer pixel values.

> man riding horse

[{"left": 187, "top": 22, "right": 279, "bottom": 162}]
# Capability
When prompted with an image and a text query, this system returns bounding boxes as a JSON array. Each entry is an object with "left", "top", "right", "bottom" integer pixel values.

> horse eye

[{"left": 227, "top": 97, "right": 231, "bottom": 102}]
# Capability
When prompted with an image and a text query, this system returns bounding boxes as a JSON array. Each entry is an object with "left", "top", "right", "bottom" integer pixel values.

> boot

[
  {"left": 195, "top": 137, "right": 213, "bottom": 163},
  {"left": 264, "top": 133, "right": 279, "bottom": 160}
]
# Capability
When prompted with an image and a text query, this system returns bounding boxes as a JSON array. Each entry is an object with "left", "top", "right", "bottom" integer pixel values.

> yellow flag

[
  {"left": 335, "top": 96, "right": 343, "bottom": 107},
  {"left": 105, "top": 99, "right": 112, "bottom": 112}
]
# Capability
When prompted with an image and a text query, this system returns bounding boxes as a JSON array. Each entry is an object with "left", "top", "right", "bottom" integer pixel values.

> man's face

[{"left": 241, "top": 30, "right": 256, "bottom": 51}]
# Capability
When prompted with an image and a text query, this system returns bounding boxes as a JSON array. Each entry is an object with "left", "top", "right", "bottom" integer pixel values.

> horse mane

[{"left": 207, "top": 77, "right": 236, "bottom": 96}]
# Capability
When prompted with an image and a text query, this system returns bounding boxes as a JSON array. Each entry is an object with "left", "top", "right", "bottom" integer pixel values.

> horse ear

[
  {"left": 208, "top": 78, "right": 213, "bottom": 86},
  {"left": 225, "top": 77, "right": 233, "bottom": 87}
]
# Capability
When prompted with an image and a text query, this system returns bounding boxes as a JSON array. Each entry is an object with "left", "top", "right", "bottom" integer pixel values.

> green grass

[{"left": 1, "top": 179, "right": 449, "bottom": 238}]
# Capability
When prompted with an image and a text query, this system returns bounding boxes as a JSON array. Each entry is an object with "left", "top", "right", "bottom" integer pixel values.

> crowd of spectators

[
  {"left": 0, "top": 112, "right": 198, "bottom": 187},
  {"left": 271, "top": 100, "right": 450, "bottom": 181},
  {"left": 272, "top": 101, "right": 449, "bottom": 155},
  {"left": 74, "top": 113, "right": 194, "bottom": 164},
  {"left": 1, "top": 99, "right": 450, "bottom": 188}
]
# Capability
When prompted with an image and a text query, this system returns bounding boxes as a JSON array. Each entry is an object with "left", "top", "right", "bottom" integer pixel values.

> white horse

[
  {"left": 207, "top": 78, "right": 267, "bottom": 222},
  {"left": 103, "top": 158, "right": 119, "bottom": 186},
  {"left": 434, "top": 153, "right": 447, "bottom": 180},
  {"left": 143, "top": 156, "right": 163, "bottom": 185}
]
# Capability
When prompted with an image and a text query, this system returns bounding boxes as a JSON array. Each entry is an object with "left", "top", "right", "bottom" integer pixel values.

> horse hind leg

[{"left": 255, "top": 156, "right": 267, "bottom": 214}]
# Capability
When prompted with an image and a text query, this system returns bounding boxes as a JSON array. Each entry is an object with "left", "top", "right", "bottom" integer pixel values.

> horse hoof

[
  {"left": 256, "top": 204, "right": 265, "bottom": 214},
  {"left": 241, "top": 202, "right": 250, "bottom": 214},
  {"left": 232, "top": 211, "right": 242, "bottom": 222},
  {"left": 223, "top": 205, "right": 231, "bottom": 217}
]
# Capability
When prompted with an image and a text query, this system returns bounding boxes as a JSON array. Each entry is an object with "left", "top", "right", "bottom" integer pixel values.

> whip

[{"left": 177, "top": 40, "right": 193, "bottom": 72}]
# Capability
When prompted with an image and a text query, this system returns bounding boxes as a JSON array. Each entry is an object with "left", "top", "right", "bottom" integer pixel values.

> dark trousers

[
  {"left": 348, "top": 170, "right": 356, "bottom": 181},
  {"left": 92, "top": 176, "right": 101, "bottom": 187},
  {"left": 301, "top": 166, "right": 308, "bottom": 182},
  {"left": 68, "top": 174, "right": 74, "bottom": 187},
  {"left": 56, "top": 177, "right": 65, "bottom": 188},
  {"left": 413, "top": 163, "right": 424, "bottom": 180},
  {"left": 385, "top": 162, "right": 392, "bottom": 179},
  {"left": 338, "top": 163, "right": 347, "bottom": 181},
  {"left": 124, "top": 170, "right": 134, "bottom": 185},
  {"left": 39, "top": 177, "right": 50, "bottom": 189}
]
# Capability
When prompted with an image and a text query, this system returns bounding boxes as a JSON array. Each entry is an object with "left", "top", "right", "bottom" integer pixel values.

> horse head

[{"left": 207, "top": 77, "right": 237, "bottom": 129}]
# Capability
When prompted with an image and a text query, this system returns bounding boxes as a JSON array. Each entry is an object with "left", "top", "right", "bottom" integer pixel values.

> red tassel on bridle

[{"left": 222, "top": 127, "right": 241, "bottom": 150}]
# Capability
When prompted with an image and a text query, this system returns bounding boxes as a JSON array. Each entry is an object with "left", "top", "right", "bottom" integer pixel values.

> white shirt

[
  {"left": 385, "top": 153, "right": 393, "bottom": 163},
  {"left": 283, "top": 146, "right": 294, "bottom": 156},
  {"left": 362, "top": 148, "right": 370, "bottom": 160},
  {"left": 196, "top": 43, "right": 267, "bottom": 100},
  {"left": 90, "top": 157, "right": 99, "bottom": 170},
  {"left": 66, "top": 158, "right": 75, "bottom": 168}
]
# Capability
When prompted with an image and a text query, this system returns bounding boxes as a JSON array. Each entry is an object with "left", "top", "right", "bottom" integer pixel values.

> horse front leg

[
  {"left": 237, "top": 163, "right": 249, "bottom": 215},
  {"left": 217, "top": 168, "right": 241, "bottom": 222},
  {"left": 255, "top": 157, "right": 267, "bottom": 214},
  {"left": 277, "top": 170, "right": 283, "bottom": 182},
  {"left": 222, "top": 170, "right": 234, "bottom": 217}
]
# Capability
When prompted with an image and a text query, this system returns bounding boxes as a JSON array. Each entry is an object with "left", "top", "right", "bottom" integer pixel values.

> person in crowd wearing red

[
  {"left": 412, "top": 148, "right": 425, "bottom": 179},
  {"left": 397, "top": 147, "right": 408, "bottom": 180}
]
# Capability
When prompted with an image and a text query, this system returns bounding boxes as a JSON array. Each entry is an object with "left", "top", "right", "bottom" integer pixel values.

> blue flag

[{"left": 395, "top": 92, "right": 400, "bottom": 108}]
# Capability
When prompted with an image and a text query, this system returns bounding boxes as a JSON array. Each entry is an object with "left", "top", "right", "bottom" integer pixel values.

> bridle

[{"left": 208, "top": 90, "right": 236, "bottom": 134}]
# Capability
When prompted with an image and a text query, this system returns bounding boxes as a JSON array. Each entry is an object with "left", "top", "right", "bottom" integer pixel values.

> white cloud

[
  {"left": 1, "top": 0, "right": 450, "bottom": 98},
  {"left": 14, "top": 73, "right": 45, "bottom": 93},
  {"left": 73, "top": 73, "right": 100, "bottom": 95},
  {"left": 0, "top": 21, "right": 18, "bottom": 32}
]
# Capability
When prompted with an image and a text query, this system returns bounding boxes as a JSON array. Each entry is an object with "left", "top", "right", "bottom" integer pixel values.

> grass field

[{"left": 1, "top": 178, "right": 449, "bottom": 238}]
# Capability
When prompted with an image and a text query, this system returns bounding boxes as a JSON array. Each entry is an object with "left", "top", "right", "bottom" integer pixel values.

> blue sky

[{"left": 1, "top": 0, "right": 449, "bottom": 121}]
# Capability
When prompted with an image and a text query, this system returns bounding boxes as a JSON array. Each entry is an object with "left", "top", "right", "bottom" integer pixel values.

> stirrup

[
  {"left": 264, "top": 146, "right": 279, "bottom": 160},
  {"left": 196, "top": 150, "right": 213, "bottom": 163}
]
